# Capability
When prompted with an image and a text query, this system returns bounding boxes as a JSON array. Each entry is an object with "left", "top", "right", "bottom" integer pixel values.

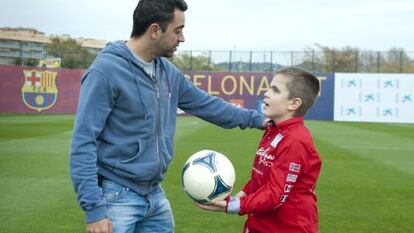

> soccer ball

[{"left": 182, "top": 150, "right": 236, "bottom": 203}]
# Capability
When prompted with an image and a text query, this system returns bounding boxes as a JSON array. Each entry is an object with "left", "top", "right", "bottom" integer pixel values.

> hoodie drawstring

[
  {"left": 156, "top": 58, "right": 171, "bottom": 99},
  {"left": 128, "top": 58, "right": 150, "bottom": 120}
]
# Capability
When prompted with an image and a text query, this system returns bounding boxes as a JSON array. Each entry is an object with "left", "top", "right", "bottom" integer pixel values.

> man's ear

[
  {"left": 288, "top": 97, "right": 302, "bottom": 111},
  {"left": 148, "top": 23, "right": 161, "bottom": 39}
]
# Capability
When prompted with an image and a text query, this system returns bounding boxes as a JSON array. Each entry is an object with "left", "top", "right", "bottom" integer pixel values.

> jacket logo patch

[
  {"left": 284, "top": 184, "right": 294, "bottom": 193},
  {"left": 270, "top": 133, "right": 283, "bottom": 148},
  {"left": 289, "top": 163, "right": 301, "bottom": 173},
  {"left": 286, "top": 174, "right": 298, "bottom": 182}
]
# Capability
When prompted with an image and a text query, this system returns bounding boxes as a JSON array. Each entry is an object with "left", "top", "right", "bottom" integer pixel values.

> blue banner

[{"left": 305, "top": 73, "right": 335, "bottom": 120}]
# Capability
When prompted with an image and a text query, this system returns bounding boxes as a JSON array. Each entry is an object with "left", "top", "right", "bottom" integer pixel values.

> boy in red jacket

[{"left": 196, "top": 67, "right": 322, "bottom": 233}]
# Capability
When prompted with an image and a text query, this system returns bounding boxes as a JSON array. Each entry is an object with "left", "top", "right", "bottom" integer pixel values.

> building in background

[{"left": 0, "top": 27, "right": 106, "bottom": 65}]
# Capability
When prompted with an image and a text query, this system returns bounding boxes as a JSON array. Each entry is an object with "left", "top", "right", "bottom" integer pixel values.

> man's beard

[
  {"left": 160, "top": 48, "right": 176, "bottom": 58},
  {"left": 161, "top": 51, "right": 174, "bottom": 58}
]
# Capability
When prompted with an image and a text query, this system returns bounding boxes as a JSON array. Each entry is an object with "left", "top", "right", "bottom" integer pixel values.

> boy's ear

[{"left": 288, "top": 97, "right": 302, "bottom": 111}]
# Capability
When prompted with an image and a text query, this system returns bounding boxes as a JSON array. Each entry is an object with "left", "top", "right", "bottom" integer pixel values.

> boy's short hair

[{"left": 275, "top": 67, "right": 320, "bottom": 116}]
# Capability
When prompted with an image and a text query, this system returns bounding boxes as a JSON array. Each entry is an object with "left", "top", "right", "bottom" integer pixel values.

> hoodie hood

[
  {"left": 101, "top": 41, "right": 134, "bottom": 61},
  {"left": 99, "top": 40, "right": 157, "bottom": 119},
  {"left": 100, "top": 40, "right": 160, "bottom": 72},
  {"left": 101, "top": 41, "right": 172, "bottom": 109}
]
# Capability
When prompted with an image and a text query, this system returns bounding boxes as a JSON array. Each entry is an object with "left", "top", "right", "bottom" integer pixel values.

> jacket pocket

[
  {"left": 119, "top": 139, "right": 146, "bottom": 164},
  {"left": 98, "top": 141, "right": 140, "bottom": 165},
  {"left": 115, "top": 138, "right": 158, "bottom": 181}
]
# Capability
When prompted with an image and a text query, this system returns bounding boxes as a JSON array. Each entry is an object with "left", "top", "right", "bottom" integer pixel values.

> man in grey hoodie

[{"left": 70, "top": 0, "right": 266, "bottom": 232}]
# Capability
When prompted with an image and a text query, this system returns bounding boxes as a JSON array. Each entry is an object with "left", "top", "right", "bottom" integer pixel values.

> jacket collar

[{"left": 269, "top": 117, "right": 304, "bottom": 131}]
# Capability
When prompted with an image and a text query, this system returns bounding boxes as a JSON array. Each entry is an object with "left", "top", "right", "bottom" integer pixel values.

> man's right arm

[{"left": 69, "top": 70, "right": 114, "bottom": 223}]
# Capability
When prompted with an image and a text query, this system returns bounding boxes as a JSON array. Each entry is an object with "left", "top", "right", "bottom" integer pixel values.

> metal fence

[
  {"left": 173, "top": 50, "right": 414, "bottom": 73},
  {"left": 4, "top": 46, "right": 414, "bottom": 73}
]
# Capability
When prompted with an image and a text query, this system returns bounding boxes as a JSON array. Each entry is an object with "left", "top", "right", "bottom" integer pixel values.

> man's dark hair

[
  {"left": 131, "top": 0, "right": 188, "bottom": 37},
  {"left": 275, "top": 67, "right": 320, "bottom": 116}
]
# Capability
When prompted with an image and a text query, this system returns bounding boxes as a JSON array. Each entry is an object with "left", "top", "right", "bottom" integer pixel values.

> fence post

[
  {"left": 208, "top": 50, "right": 211, "bottom": 68},
  {"left": 189, "top": 50, "right": 193, "bottom": 71},
  {"left": 229, "top": 50, "right": 232, "bottom": 72},
  {"left": 377, "top": 51, "right": 381, "bottom": 73},
  {"left": 355, "top": 50, "right": 358, "bottom": 73},
  {"left": 270, "top": 51, "right": 273, "bottom": 72},
  {"left": 312, "top": 50, "right": 315, "bottom": 72},
  {"left": 249, "top": 51, "right": 252, "bottom": 72}
]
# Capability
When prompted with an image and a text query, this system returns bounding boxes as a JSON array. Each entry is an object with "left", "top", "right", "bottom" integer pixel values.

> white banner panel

[{"left": 334, "top": 73, "right": 414, "bottom": 123}]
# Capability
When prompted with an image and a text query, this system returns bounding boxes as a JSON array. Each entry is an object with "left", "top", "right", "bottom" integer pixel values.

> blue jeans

[{"left": 102, "top": 179, "right": 174, "bottom": 233}]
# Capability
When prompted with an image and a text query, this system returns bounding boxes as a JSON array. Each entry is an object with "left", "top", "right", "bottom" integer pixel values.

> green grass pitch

[{"left": 0, "top": 115, "right": 413, "bottom": 232}]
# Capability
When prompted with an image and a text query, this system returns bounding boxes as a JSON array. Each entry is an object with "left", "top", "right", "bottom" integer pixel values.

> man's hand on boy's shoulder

[{"left": 262, "top": 118, "right": 271, "bottom": 129}]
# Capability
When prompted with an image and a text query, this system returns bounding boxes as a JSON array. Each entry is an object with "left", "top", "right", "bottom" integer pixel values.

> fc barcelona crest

[{"left": 21, "top": 69, "right": 58, "bottom": 112}]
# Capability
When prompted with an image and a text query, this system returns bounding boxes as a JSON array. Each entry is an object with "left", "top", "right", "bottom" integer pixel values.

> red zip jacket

[{"left": 239, "top": 117, "right": 322, "bottom": 233}]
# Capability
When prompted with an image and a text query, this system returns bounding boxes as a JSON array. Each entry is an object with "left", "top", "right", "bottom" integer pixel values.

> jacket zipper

[{"left": 145, "top": 72, "right": 162, "bottom": 196}]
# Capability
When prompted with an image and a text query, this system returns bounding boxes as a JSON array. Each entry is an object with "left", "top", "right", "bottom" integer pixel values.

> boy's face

[{"left": 262, "top": 75, "right": 294, "bottom": 123}]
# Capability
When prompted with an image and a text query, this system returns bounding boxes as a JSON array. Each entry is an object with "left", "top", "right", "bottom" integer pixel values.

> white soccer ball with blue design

[{"left": 182, "top": 150, "right": 236, "bottom": 203}]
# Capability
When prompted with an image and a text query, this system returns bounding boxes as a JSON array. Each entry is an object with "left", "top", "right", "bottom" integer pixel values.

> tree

[
  {"left": 170, "top": 53, "right": 219, "bottom": 71},
  {"left": 304, "top": 44, "right": 414, "bottom": 73},
  {"left": 304, "top": 44, "right": 359, "bottom": 72},
  {"left": 14, "top": 57, "right": 37, "bottom": 67},
  {"left": 46, "top": 37, "right": 96, "bottom": 69},
  {"left": 381, "top": 47, "right": 412, "bottom": 73}
]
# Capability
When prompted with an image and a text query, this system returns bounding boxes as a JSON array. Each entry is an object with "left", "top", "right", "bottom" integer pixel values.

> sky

[{"left": 1, "top": 0, "right": 414, "bottom": 51}]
